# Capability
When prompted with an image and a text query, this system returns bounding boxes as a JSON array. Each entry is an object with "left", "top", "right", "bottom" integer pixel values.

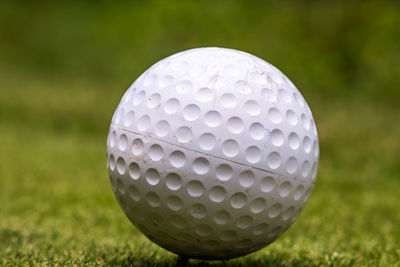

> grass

[
  {"left": 1, "top": 68, "right": 399, "bottom": 266},
  {"left": 1, "top": 1, "right": 400, "bottom": 266}
]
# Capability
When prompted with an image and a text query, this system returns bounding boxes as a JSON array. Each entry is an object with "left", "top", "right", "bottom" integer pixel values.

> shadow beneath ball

[{"left": 113, "top": 253, "right": 316, "bottom": 267}]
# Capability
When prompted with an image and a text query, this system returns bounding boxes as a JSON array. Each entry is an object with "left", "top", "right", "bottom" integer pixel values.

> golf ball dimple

[{"left": 107, "top": 47, "right": 319, "bottom": 260}]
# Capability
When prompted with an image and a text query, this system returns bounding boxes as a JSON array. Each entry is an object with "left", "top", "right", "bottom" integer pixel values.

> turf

[{"left": 1, "top": 1, "right": 400, "bottom": 266}]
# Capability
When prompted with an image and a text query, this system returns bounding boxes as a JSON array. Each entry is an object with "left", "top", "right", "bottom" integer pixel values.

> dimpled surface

[{"left": 107, "top": 47, "right": 319, "bottom": 260}]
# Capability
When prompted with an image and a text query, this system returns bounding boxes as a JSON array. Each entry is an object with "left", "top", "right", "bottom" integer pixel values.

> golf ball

[{"left": 107, "top": 47, "right": 319, "bottom": 259}]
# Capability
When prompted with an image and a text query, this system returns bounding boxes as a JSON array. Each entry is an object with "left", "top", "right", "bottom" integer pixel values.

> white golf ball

[{"left": 107, "top": 47, "right": 319, "bottom": 260}]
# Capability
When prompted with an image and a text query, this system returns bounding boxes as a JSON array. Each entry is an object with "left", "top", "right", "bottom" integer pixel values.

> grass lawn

[
  {"left": 1, "top": 1, "right": 400, "bottom": 266},
  {"left": 1, "top": 69, "right": 399, "bottom": 266}
]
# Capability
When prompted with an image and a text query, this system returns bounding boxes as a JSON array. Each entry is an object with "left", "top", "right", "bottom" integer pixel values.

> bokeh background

[{"left": 1, "top": 1, "right": 399, "bottom": 265}]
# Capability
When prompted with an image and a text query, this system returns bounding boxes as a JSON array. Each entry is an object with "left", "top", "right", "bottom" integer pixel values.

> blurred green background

[{"left": 1, "top": 0, "right": 399, "bottom": 266}]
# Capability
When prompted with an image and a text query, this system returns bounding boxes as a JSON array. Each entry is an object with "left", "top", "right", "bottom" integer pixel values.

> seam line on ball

[{"left": 118, "top": 127, "right": 311, "bottom": 182}]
